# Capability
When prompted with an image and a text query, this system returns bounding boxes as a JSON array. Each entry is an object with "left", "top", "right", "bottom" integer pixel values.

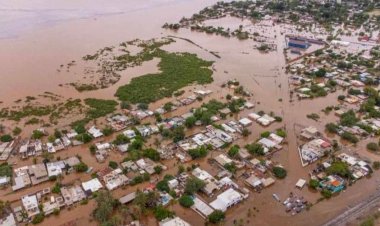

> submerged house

[
  {"left": 288, "top": 39, "right": 310, "bottom": 49},
  {"left": 209, "top": 188, "right": 244, "bottom": 212},
  {"left": 319, "top": 175, "right": 345, "bottom": 193}
]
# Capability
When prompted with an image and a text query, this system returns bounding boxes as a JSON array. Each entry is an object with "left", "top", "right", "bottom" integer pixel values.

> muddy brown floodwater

[{"left": 1, "top": 1, "right": 380, "bottom": 226}]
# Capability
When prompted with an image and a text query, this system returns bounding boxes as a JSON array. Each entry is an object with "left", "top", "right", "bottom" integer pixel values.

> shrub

[
  {"left": 12, "top": 127, "right": 22, "bottom": 136},
  {"left": 89, "top": 145, "right": 96, "bottom": 155},
  {"left": 113, "top": 134, "right": 130, "bottom": 145},
  {"left": 76, "top": 133, "right": 93, "bottom": 143},
  {"left": 373, "top": 161, "right": 380, "bottom": 170},
  {"left": 360, "top": 217, "right": 375, "bottom": 226},
  {"left": 0, "top": 135, "right": 12, "bottom": 142},
  {"left": 275, "top": 129, "right": 286, "bottom": 138},
  {"left": 341, "top": 131, "right": 359, "bottom": 143},
  {"left": 154, "top": 165, "right": 163, "bottom": 174},
  {"left": 32, "top": 130, "right": 44, "bottom": 139},
  {"left": 53, "top": 208, "right": 60, "bottom": 216},
  {"left": 153, "top": 205, "right": 175, "bottom": 221},
  {"left": 108, "top": 161, "right": 118, "bottom": 169},
  {"left": 32, "top": 213, "right": 45, "bottom": 224},
  {"left": 102, "top": 127, "right": 114, "bottom": 136},
  {"left": 338, "top": 95, "right": 346, "bottom": 101},
  {"left": 52, "top": 183, "right": 61, "bottom": 194},
  {"left": 74, "top": 162, "right": 89, "bottom": 172},
  {"left": 367, "top": 142, "right": 379, "bottom": 152},
  {"left": 321, "top": 189, "right": 332, "bottom": 199},
  {"left": 242, "top": 128, "right": 250, "bottom": 137},
  {"left": 260, "top": 131, "right": 270, "bottom": 138},
  {"left": 325, "top": 123, "right": 339, "bottom": 133}
]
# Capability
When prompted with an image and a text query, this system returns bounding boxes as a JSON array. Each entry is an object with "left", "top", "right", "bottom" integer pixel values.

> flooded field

[{"left": 1, "top": 1, "right": 380, "bottom": 226}]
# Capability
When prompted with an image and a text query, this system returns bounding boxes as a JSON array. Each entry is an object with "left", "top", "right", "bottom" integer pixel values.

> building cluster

[
  {"left": 9, "top": 182, "right": 87, "bottom": 224},
  {"left": 288, "top": 44, "right": 379, "bottom": 100},
  {"left": 309, "top": 152, "right": 371, "bottom": 196},
  {"left": 12, "top": 156, "right": 81, "bottom": 191},
  {"left": 299, "top": 126, "right": 332, "bottom": 166}
]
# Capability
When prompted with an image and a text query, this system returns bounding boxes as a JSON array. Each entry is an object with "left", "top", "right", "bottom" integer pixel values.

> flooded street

[{"left": 1, "top": 1, "right": 380, "bottom": 226}]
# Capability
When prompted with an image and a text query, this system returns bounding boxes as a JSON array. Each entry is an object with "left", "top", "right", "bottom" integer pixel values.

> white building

[
  {"left": 88, "top": 126, "right": 103, "bottom": 138},
  {"left": 81, "top": 178, "right": 103, "bottom": 194},
  {"left": 209, "top": 188, "right": 244, "bottom": 212},
  {"left": 159, "top": 216, "right": 191, "bottom": 226},
  {"left": 21, "top": 195, "right": 40, "bottom": 218}
]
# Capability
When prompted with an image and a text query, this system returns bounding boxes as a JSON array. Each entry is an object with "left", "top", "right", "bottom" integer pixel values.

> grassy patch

[
  {"left": 84, "top": 98, "right": 118, "bottom": 119},
  {"left": 116, "top": 50, "right": 213, "bottom": 103},
  {"left": 0, "top": 163, "right": 12, "bottom": 178}
]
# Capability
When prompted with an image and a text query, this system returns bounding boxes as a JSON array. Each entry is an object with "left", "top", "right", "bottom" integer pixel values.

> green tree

[
  {"left": 113, "top": 134, "right": 130, "bottom": 145},
  {"left": 309, "top": 179, "right": 319, "bottom": 190},
  {"left": 341, "top": 131, "right": 359, "bottom": 144},
  {"left": 156, "top": 180, "right": 170, "bottom": 193},
  {"left": 32, "top": 130, "right": 44, "bottom": 139},
  {"left": 245, "top": 143, "right": 264, "bottom": 156},
  {"left": 184, "top": 178, "right": 206, "bottom": 195},
  {"left": 93, "top": 191, "right": 117, "bottom": 223},
  {"left": 153, "top": 205, "right": 175, "bottom": 221},
  {"left": 185, "top": 116, "right": 197, "bottom": 128},
  {"left": 102, "top": 127, "right": 114, "bottom": 136},
  {"left": 179, "top": 195, "right": 194, "bottom": 208},
  {"left": 208, "top": 210, "right": 225, "bottom": 224},
  {"left": 154, "top": 165, "right": 163, "bottom": 174},
  {"left": 163, "top": 102, "right": 173, "bottom": 112},
  {"left": 228, "top": 145, "right": 239, "bottom": 158},
  {"left": 260, "top": 131, "right": 270, "bottom": 138},
  {"left": 326, "top": 161, "right": 351, "bottom": 178},
  {"left": 52, "top": 183, "right": 61, "bottom": 194},
  {"left": 325, "top": 123, "right": 339, "bottom": 133},
  {"left": 340, "top": 110, "right": 359, "bottom": 127},
  {"left": 315, "top": 68, "right": 326, "bottom": 77},
  {"left": 172, "top": 126, "right": 185, "bottom": 143},
  {"left": 32, "top": 213, "right": 45, "bottom": 224},
  {"left": 143, "top": 148, "right": 160, "bottom": 161},
  {"left": 276, "top": 129, "right": 287, "bottom": 138},
  {"left": 188, "top": 146, "right": 208, "bottom": 159},
  {"left": 74, "top": 162, "right": 89, "bottom": 172},
  {"left": 273, "top": 167, "right": 287, "bottom": 179},
  {"left": 224, "top": 163, "right": 237, "bottom": 173},
  {"left": 321, "top": 189, "right": 332, "bottom": 199}
]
